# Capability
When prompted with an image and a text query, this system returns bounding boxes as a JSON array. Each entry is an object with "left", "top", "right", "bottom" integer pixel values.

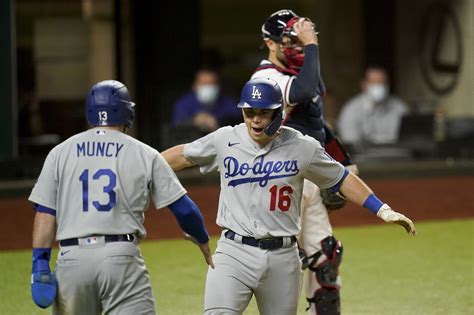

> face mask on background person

[
  {"left": 366, "top": 84, "right": 388, "bottom": 103},
  {"left": 196, "top": 84, "right": 220, "bottom": 105}
]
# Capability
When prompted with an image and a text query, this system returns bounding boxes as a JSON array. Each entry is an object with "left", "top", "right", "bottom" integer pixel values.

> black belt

[
  {"left": 59, "top": 234, "right": 135, "bottom": 247},
  {"left": 225, "top": 230, "right": 296, "bottom": 250}
]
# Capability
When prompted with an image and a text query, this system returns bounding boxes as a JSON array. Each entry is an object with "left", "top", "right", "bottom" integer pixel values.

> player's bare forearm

[
  {"left": 162, "top": 145, "right": 195, "bottom": 171},
  {"left": 339, "top": 172, "right": 373, "bottom": 206},
  {"left": 340, "top": 173, "right": 416, "bottom": 234},
  {"left": 32, "top": 212, "right": 56, "bottom": 248}
]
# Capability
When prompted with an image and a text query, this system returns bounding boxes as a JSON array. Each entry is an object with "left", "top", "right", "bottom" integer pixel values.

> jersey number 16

[{"left": 269, "top": 185, "right": 293, "bottom": 212}]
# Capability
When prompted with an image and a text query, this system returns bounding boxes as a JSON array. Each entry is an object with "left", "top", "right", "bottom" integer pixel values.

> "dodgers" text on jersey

[{"left": 224, "top": 156, "right": 299, "bottom": 187}]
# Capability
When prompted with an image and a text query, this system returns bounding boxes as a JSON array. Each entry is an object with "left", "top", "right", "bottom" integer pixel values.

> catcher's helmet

[
  {"left": 261, "top": 9, "right": 300, "bottom": 42},
  {"left": 86, "top": 80, "right": 135, "bottom": 127},
  {"left": 238, "top": 77, "right": 283, "bottom": 136}
]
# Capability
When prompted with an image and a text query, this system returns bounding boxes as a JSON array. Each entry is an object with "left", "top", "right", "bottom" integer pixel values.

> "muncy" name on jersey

[
  {"left": 224, "top": 156, "right": 299, "bottom": 187},
  {"left": 76, "top": 141, "right": 124, "bottom": 157}
]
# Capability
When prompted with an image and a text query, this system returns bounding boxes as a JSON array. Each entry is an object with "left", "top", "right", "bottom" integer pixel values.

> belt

[
  {"left": 59, "top": 234, "right": 135, "bottom": 247},
  {"left": 224, "top": 230, "right": 296, "bottom": 250}
]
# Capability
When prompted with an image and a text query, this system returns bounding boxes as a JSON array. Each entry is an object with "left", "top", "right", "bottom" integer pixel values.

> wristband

[
  {"left": 363, "top": 194, "right": 384, "bottom": 214},
  {"left": 32, "top": 248, "right": 51, "bottom": 273}
]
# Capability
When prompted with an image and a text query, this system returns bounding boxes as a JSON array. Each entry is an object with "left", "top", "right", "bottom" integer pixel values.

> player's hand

[
  {"left": 376, "top": 204, "right": 417, "bottom": 235},
  {"left": 293, "top": 17, "right": 318, "bottom": 46},
  {"left": 31, "top": 271, "right": 57, "bottom": 308},
  {"left": 31, "top": 247, "right": 57, "bottom": 308},
  {"left": 183, "top": 233, "right": 215, "bottom": 269}
]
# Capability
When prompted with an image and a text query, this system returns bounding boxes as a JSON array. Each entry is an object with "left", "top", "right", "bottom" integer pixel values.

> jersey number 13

[{"left": 79, "top": 169, "right": 117, "bottom": 212}]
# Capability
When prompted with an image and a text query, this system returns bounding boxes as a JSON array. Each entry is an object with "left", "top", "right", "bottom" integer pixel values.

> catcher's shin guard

[
  {"left": 308, "top": 288, "right": 340, "bottom": 315},
  {"left": 306, "top": 236, "right": 343, "bottom": 315}
]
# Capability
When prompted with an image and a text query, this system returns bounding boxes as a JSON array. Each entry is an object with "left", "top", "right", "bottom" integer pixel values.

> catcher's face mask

[
  {"left": 280, "top": 37, "right": 305, "bottom": 70},
  {"left": 279, "top": 17, "right": 316, "bottom": 70}
]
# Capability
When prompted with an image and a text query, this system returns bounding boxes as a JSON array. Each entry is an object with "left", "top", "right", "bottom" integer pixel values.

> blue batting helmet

[
  {"left": 86, "top": 80, "right": 135, "bottom": 127},
  {"left": 238, "top": 77, "right": 283, "bottom": 136}
]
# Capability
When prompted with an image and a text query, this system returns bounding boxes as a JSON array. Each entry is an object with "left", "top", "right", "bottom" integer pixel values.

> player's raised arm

[
  {"left": 287, "top": 19, "right": 321, "bottom": 104},
  {"left": 162, "top": 144, "right": 195, "bottom": 171},
  {"left": 338, "top": 172, "right": 416, "bottom": 235}
]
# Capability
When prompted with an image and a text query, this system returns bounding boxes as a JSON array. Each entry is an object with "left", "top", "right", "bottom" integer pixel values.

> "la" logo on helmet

[{"left": 251, "top": 86, "right": 262, "bottom": 99}]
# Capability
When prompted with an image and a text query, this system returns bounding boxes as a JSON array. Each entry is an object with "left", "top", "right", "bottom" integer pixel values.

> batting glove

[
  {"left": 377, "top": 204, "right": 417, "bottom": 235},
  {"left": 31, "top": 248, "right": 57, "bottom": 308}
]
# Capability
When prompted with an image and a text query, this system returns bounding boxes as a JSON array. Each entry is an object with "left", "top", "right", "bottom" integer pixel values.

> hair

[
  {"left": 363, "top": 65, "right": 388, "bottom": 81},
  {"left": 194, "top": 67, "right": 220, "bottom": 83}
]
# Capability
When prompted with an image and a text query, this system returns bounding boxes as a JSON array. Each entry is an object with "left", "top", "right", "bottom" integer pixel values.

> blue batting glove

[
  {"left": 31, "top": 272, "right": 57, "bottom": 308},
  {"left": 31, "top": 248, "right": 57, "bottom": 308}
]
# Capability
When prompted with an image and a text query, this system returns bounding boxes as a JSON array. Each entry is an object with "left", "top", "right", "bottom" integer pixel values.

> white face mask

[
  {"left": 366, "top": 84, "right": 388, "bottom": 103},
  {"left": 196, "top": 84, "right": 219, "bottom": 105}
]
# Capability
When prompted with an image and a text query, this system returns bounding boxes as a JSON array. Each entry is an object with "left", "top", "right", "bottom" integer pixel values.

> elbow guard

[{"left": 168, "top": 195, "right": 209, "bottom": 244}]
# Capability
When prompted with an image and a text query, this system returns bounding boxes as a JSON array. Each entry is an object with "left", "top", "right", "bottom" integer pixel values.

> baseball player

[
  {"left": 162, "top": 77, "right": 416, "bottom": 315},
  {"left": 252, "top": 9, "right": 357, "bottom": 314},
  {"left": 29, "top": 80, "right": 213, "bottom": 314}
]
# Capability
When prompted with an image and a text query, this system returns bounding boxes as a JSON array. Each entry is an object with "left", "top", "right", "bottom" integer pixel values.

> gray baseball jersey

[
  {"left": 29, "top": 128, "right": 186, "bottom": 240},
  {"left": 184, "top": 123, "right": 345, "bottom": 239},
  {"left": 253, "top": 62, "right": 336, "bottom": 247},
  {"left": 253, "top": 63, "right": 342, "bottom": 315}
]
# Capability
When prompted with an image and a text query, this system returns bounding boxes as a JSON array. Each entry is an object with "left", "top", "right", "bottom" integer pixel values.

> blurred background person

[
  {"left": 337, "top": 66, "right": 409, "bottom": 148},
  {"left": 172, "top": 68, "right": 240, "bottom": 133}
]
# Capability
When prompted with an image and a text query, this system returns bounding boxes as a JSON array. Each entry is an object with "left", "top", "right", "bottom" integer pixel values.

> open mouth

[{"left": 252, "top": 127, "right": 264, "bottom": 134}]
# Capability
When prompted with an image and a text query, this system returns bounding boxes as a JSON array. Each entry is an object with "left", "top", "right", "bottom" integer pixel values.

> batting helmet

[
  {"left": 261, "top": 9, "right": 299, "bottom": 42},
  {"left": 86, "top": 80, "right": 135, "bottom": 127},
  {"left": 238, "top": 78, "right": 283, "bottom": 136}
]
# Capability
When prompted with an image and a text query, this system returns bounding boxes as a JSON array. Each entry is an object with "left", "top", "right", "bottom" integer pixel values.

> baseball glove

[{"left": 320, "top": 188, "right": 347, "bottom": 212}]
